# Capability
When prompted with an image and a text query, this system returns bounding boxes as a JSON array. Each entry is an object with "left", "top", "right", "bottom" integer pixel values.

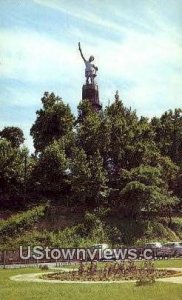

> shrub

[
  {"left": 39, "top": 264, "right": 49, "bottom": 270},
  {"left": 0, "top": 204, "right": 48, "bottom": 248}
]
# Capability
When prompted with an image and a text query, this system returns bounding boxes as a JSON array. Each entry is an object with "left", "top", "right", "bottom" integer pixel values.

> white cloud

[
  {"left": 33, "top": 0, "right": 131, "bottom": 35},
  {"left": 1, "top": 20, "right": 181, "bottom": 114},
  {"left": 0, "top": 29, "right": 81, "bottom": 83}
]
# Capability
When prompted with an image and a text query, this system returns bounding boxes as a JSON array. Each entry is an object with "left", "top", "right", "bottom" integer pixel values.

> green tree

[
  {"left": 119, "top": 165, "right": 178, "bottom": 219},
  {"left": 30, "top": 92, "right": 74, "bottom": 153},
  {"left": 89, "top": 150, "right": 108, "bottom": 208},
  {"left": 71, "top": 148, "right": 91, "bottom": 205},
  {"left": 106, "top": 101, "right": 156, "bottom": 170},
  {"left": 31, "top": 140, "right": 70, "bottom": 200},
  {"left": 0, "top": 126, "right": 25, "bottom": 148},
  {"left": 151, "top": 109, "right": 182, "bottom": 164},
  {"left": 102, "top": 99, "right": 158, "bottom": 205},
  {"left": 0, "top": 139, "right": 27, "bottom": 207},
  {"left": 172, "top": 167, "right": 182, "bottom": 208},
  {"left": 71, "top": 149, "right": 108, "bottom": 208},
  {"left": 76, "top": 100, "right": 102, "bottom": 156}
]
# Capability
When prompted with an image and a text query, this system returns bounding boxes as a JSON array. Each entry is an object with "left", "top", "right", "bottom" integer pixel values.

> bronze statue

[{"left": 78, "top": 42, "right": 98, "bottom": 84}]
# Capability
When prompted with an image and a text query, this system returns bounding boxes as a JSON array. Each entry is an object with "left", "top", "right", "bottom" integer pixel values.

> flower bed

[{"left": 41, "top": 261, "right": 182, "bottom": 283}]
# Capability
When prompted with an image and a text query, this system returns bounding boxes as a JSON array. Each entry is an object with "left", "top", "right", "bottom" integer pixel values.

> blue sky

[{"left": 0, "top": 0, "right": 182, "bottom": 152}]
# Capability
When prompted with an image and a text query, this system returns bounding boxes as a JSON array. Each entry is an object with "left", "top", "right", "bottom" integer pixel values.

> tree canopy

[
  {"left": 1, "top": 92, "right": 181, "bottom": 218},
  {"left": 30, "top": 92, "right": 74, "bottom": 153},
  {"left": 0, "top": 126, "right": 25, "bottom": 148}
]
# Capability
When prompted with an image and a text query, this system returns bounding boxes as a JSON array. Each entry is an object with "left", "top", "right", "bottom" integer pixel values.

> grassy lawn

[
  {"left": 80, "top": 258, "right": 182, "bottom": 270},
  {"left": 0, "top": 266, "right": 182, "bottom": 300},
  {"left": 124, "top": 258, "right": 182, "bottom": 269},
  {"left": 152, "top": 259, "right": 182, "bottom": 268}
]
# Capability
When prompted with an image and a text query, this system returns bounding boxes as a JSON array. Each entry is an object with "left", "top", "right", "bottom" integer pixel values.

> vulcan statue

[{"left": 78, "top": 42, "right": 98, "bottom": 84}]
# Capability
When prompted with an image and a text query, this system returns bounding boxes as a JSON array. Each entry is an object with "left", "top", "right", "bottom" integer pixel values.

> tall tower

[{"left": 78, "top": 42, "right": 102, "bottom": 112}]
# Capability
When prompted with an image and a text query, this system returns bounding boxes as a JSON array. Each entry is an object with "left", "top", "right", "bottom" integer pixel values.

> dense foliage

[
  {"left": 0, "top": 126, "right": 25, "bottom": 148},
  {"left": 0, "top": 91, "right": 181, "bottom": 219}
]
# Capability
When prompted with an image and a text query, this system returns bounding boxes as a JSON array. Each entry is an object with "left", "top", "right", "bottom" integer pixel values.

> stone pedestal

[{"left": 82, "top": 84, "right": 102, "bottom": 111}]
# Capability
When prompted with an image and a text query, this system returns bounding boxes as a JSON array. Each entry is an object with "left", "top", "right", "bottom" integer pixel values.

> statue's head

[{"left": 89, "top": 55, "right": 94, "bottom": 62}]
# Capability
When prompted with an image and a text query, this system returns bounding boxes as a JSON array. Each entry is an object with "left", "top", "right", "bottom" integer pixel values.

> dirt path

[{"left": 157, "top": 268, "right": 182, "bottom": 284}]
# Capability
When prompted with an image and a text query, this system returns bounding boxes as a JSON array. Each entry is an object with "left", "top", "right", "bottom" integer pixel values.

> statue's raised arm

[{"left": 78, "top": 42, "right": 86, "bottom": 62}]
